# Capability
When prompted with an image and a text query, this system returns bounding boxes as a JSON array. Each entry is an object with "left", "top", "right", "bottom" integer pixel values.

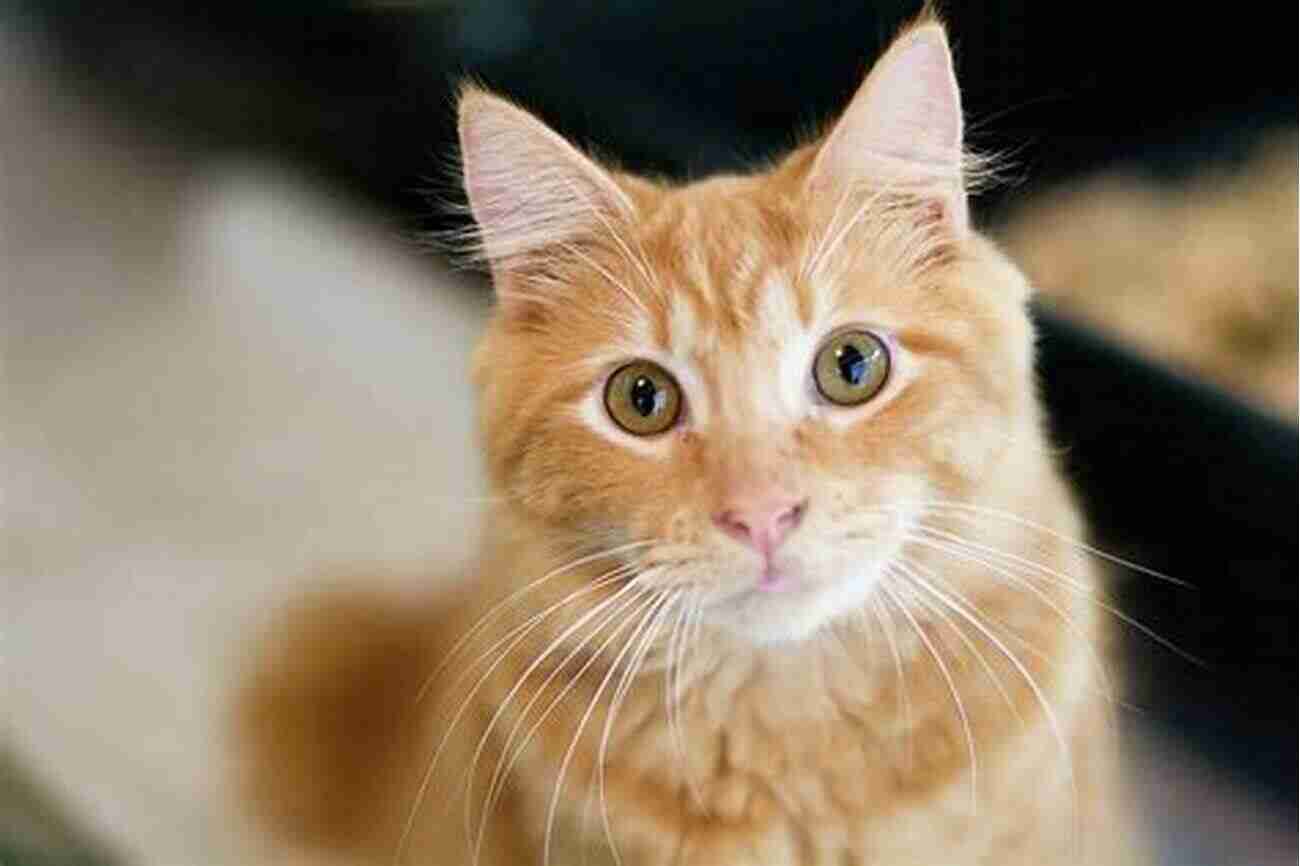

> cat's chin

[{"left": 706, "top": 564, "right": 884, "bottom": 646}]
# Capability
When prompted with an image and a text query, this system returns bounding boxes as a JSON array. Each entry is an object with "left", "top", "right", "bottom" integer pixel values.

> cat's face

[{"left": 462, "top": 23, "right": 1034, "bottom": 644}]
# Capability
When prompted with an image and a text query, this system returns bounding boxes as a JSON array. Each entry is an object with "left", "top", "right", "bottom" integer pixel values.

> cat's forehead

[
  {"left": 569, "top": 180, "right": 845, "bottom": 431},
  {"left": 634, "top": 178, "right": 822, "bottom": 351}
]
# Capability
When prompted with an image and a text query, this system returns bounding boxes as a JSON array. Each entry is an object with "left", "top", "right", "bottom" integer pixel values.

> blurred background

[{"left": 2, "top": 2, "right": 1294, "bottom": 864}]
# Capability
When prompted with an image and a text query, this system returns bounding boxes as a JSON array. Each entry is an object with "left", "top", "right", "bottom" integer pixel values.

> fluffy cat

[{"left": 235, "top": 17, "right": 1142, "bottom": 865}]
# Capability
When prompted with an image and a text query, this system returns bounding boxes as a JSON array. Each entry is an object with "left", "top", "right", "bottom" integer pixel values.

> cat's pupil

[
  {"left": 630, "top": 376, "right": 660, "bottom": 417},
  {"left": 836, "top": 344, "right": 868, "bottom": 386}
]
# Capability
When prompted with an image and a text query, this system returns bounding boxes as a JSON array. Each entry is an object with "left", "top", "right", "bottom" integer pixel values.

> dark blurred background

[
  {"left": 17, "top": 2, "right": 1296, "bottom": 223},
  {"left": 3, "top": 2, "right": 1295, "bottom": 864}
]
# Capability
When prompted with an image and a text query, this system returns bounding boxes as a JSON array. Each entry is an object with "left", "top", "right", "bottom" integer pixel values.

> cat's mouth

[
  {"left": 635, "top": 507, "right": 912, "bottom": 643},
  {"left": 717, "top": 572, "right": 812, "bottom": 607},
  {"left": 700, "top": 552, "right": 810, "bottom": 599},
  {"left": 757, "top": 560, "right": 798, "bottom": 593},
  {"left": 697, "top": 555, "right": 884, "bottom": 644},
  {"left": 684, "top": 518, "right": 911, "bottom": 644}
]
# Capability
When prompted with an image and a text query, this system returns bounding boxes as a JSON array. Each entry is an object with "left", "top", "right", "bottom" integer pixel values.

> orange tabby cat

[{"left": 236, "top": 17, "right": 1143, "bottom": 865}]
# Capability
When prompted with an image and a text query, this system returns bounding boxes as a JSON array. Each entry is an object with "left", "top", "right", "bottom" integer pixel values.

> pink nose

[{"left": 713, "top": 498, "right": 807, "bottom": 556}]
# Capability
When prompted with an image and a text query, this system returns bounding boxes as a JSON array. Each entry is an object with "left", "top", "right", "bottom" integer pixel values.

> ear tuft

[{"left": 457, "top": 87, "right": 634, "bottom": 280}]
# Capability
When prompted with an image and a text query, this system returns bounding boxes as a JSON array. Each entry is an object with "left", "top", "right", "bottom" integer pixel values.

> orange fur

[{"left": 234, "top": 17, "right": 1144, "bottom": 865}]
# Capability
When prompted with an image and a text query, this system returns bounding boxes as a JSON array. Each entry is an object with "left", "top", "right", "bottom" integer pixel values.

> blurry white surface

[{"left": 3, "top": 27, "right": 487, "bottom": 864}]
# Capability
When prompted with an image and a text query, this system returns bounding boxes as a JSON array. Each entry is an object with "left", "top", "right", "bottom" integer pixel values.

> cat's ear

[
  {"left": 457, "top": 87, "right": 635, "bottom": 288},
  {"left": 807, "top": 21, "right": 968, "bottom": 234}
]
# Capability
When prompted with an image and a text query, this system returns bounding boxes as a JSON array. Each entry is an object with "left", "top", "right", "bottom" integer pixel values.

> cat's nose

[{"left": 713, "top": 498, "right": 807, "bottom": 556}]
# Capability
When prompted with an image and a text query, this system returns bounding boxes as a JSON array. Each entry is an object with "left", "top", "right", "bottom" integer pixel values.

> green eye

[
  {"left": 604, "top": 361, "right": 682, "bottom": 436},
  {"left": 813, "top": 330, "right": 890, "bottom": 406}
]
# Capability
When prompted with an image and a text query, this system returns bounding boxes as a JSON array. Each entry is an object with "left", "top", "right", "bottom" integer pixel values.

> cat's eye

[
  {"left": 813, "top": 330, "right": 890, "bottom": 406},
  {"left": 604, "top": 361, "right": 682, "bottom": 436}
]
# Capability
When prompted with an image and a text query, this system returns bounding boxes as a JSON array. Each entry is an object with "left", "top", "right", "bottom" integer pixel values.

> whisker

[
  {"left": 679, "top": 592, "right": 711, "bottom": 814},
  {"left": 906, "top": 530, "right": 1101, "bottom": 648},
  {"left": 897, "top": 564, "right": 1080, "bottom": 851},
  {"left": 416, "top": 540, "right": 657, "bottom": 704},
  {"left": 904, "top": 528, "right": 1127, "bottom": 709},
  {"left": 903, "top": 537, "right": 1128, "bottom": 725},
  {"left": 466, "top": 582, "right": 656, "bottom": 860},
  {"left": 596, "top": 590, "right": 680, "bottom": 866},
  {"left": 663, "top": 595, "right": 690, "bottom": 789},
  {"left": 908, "top": 526, "right": 1203, "bottom": 667},
  {"left": 893, "top": 560, "right": 1023, "bottom": 725},
  {"left": 914, "top": 522, "right": 1093, "bottom": 594},
  {"left": 867, "top": 592, "right": 914, "bottom": 771},
  {"left": 470, "top": 582, "right": 660, "bottom": 858},
  {"left": 420, "top": 565, "right": 637, "bottom": 726},
  {"left": 397, "top": 565, "right": 641, "bottom": 863},
  {"left": 664, "top": 589, "right": 710, "bottom": 811},
  {"left": 473, "top": 582, "right": 658, "bottom": 824},
  {"left": 543, "top": 590, "right": 675, "bottom": 866},
  {"left": 914, "top": 501, "right": 1192, "bottom": 588},
  {"left": 878, "top": 575, "right": 979, "bottom": 815}
]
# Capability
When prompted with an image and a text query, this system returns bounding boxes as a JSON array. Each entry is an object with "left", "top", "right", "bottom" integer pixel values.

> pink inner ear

[
  {"left": 863, "top": 35, "right": 963, "bottom": 161},
  {"left": 457, "top": 89, "right": 634, "bottom": 272},
  {"left": 813, "top": 26, "right": 963, "bottom": 176},
  {"left": 808, "top": 24, "right": 968, "bottom": 234}
]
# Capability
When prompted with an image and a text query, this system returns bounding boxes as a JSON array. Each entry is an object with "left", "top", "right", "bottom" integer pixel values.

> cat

[{"left": 234, "top": 15, "right": 1143, "bottom": 865}]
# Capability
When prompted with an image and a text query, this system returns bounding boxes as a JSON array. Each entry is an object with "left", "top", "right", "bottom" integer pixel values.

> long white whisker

[
  {"left": 905, "top": 527, "right": 1123, "bottom": 691},
  {"left": 914, "top": 501, "right": 1191, "bottom": 588},
  {"left": 899, "top": 566, "right": 1079, "bottom": 851},
  {"left": 474, "top": 581, "right": 657, "bottom": 820},
  {"left": 397, "top": 565, "right": 639, "bottom": 863},
  {"left": 893, "top": 559, "right": 1023, "bottom": 725},
  {"left": 908, "top": 526, "right": 1202, "bottom": 666},
  {"left": 658, "top": 588, "right": 710, "bottom": 812},
  {"left": 663, "top": 594, "right": 691, "bottom": 791},
  {"left": 915, "top": 522, "right": 1094, "bottom": 594},
  {"left": 913, "top": 534, "right": 1121, "bottom": 706},
  {"left": 867, "top": 592, "right": 913, "bottom": 770},
  {"left": 678, "top": 592, "right": 711, "bottom": 813},
  {"left": 466, "top": 582, "right": 654, "bottom": 860},
  {"left": 422, "top": 566, "right": 637, "bottom": 725},
  {"left": 416, "top": 541, "right": 656, "bottom": 704},
  {"left": 879, "top": 575, "right": 979, "bottom": 815},
  {"left": 596, "top": 590, "right": 679, "bottom": 866},
  {"left": 906, "top": 531, "right": 1098, "bottom": 655},
  {"left": 543, "top": 591, "right": 675, "bottom": 866},
  {"left": 478, "top": 586, "right": 649, "bottom": 827}
]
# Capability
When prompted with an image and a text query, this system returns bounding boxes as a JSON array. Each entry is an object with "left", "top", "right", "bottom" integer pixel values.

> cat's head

[{"left": 458, "top": 20, "right": 1036, "bottom": 644}]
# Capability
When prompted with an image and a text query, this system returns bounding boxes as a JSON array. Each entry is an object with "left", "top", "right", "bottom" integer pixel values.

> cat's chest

[
  {"left": 514, "top": 683, "right": 976, "bottom": 866},
  {"left": 531, "top": 713, "right": 1072, "bottom": 866},
  {"left": 492, "top": 621, "right": 1082, "bottom": 865}
]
